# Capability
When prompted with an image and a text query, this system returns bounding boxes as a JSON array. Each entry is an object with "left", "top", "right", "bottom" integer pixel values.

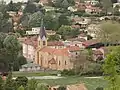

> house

[
  {"left": 86, "top": 24, "right": 100, "bottom": 39},
  {"left": 35, "top": 20, "right": 80, "bottom": 70},
  {"left": 77, "top": 33, "right": 87, "bottom": 40},
  {"left": 92, "top": 49, "right": 104, "bottom": 61},
  {"left": 26, "top": 27, "right": 56, "bottom": 36},
  {"left": 84, "top": 0, "right": 99, "bottom": 6},
  {"left": 22, "top": 36, "right": 38, "bottom": 61},
  {"left": 85, "top": 6, "right": 101, "bottom": 14},
  {"left": 82, "top": 39, "right": 104, "bottom": 48}
]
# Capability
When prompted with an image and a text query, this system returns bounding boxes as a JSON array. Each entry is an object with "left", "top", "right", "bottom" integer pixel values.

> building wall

[
  {"left": 23, "top": 43, "right": 35, "bottom": 61},
  {"left": 36, "top": 51, "right": 74, "bottom": 70}
]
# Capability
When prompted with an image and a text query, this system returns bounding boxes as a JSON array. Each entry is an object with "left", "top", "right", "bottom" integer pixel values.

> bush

[
  {"left": 96, "top": 87, "right": 104, "bottom": 90},
  {"left": 16, "top": 76, "right": 28, "bottom": 88},
  {"left": 61, "top": 69, "right": 75, "bottom": 76},
  {"left": 58, "top": 86, "right": 66, "bottom": 90}
]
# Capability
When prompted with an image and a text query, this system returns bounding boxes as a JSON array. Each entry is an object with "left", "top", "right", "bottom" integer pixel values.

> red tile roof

[
  {"left": 82, "top": 39, "right": 99, "bottom": 47},
  {"left": 40, "top": 46, "right": 80, "bottom": 56},
  {"left": 23, "top": 37, "right": 64, "bottom": 48},
  {"left": 40, "top": 47, "right": 70, "bottom": 56},
  {"left": 48, "top": 41, "right": 64, "bottom": 46},
  {"left": 68, "top": 38, "right": 86, "bottom": 42},
  {"left": 67, "top": 46, "right": 80, "bottom": 52}
]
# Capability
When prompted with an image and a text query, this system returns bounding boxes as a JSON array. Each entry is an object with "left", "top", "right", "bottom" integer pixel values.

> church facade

[{"left": 35, "top": 20, "right": 80, "bottom": 70}]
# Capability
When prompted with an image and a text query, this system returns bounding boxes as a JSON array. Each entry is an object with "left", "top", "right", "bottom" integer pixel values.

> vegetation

[
  {"left": 103, "top": 47, "right": 120, "bottom": 90},
  {"left": 98, "top": 21, "right": 120, "bottom": 45},
  {"left": 0, "top": 32, "right": 27, "bottom": 71}
]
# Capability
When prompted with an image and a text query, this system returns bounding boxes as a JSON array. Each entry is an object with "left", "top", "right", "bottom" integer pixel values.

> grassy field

[
  {"left": 12, "top": 71, "right": 58, "bottom": 77},
  {"left": 37, "top": 76, "right": 107, "bottom": 90},
  {"left": 13, "top": 72, "right": 107, "bottom": 90}
]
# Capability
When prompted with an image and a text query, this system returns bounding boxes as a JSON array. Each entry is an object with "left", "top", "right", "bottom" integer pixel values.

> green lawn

[
  {"left": 12, "top": 71, "right": 58, "bottom": 77},
  {"left": 13, "top": 72, "right": 107, "bottom": 90},
  {"left": 37, "top": 76, "right": 107, "bottom": 90}
]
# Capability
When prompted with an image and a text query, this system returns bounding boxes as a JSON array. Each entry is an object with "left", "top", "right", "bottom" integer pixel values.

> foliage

[
  {"left": 0, "top": 33, "right": 22, "bottom": 71},
  {"left": 0, "top": 76, "right": 4, "bottom": 90},
  {"left": 103, "top": 47, "right": 120, "bottom": 90},
  {"left": 58, "top": 14, "right": 71, "bottom": 27},
  {"left": 24, "top": 2, "right": 37, "bottom": 14},
  {"left": 61, "top": 69, "right": 75, "bottom": 76},
  {"left": 54, "top": 0, "right": 75, "bottom": 8},
  {"left": 48, "top": 35, "right": 60, "bottom": 41},
  {"left": 17, "top": 86, "right": 25, "bottom": 90},
  {"left": 43, "top": 11, "right": 59, "bottom": 30},
  {"left": 102, "top": 0, "right": 112, "bottom": 14},
  {"left": 57, "top": 25, "right": 79, "bottom": 40},
  {"left": 16, "top": 76, "right": 28, "bottom": 88},
  {"left": 27, "top": 79, "right": 37, "bottom": 90},
  {"left": 6, "top": 1, "right": 21, "bottom": 12},
  {"left": 4, "top": 73, "right": 17, "bottom": 90},
  {"left": 96, "top": 87, "right": 103, "bottom": 90},
  {"left": 17, "top": 55, "right": 27, "bottom": 67},
  {"left": 28, "top": 11, "right": 43, "bottom": 27},
  {"left": 58, "top": 86, "right": 66, "bottom": 90},
  {"left": 15, "top": 30, "right": 26, "bottom": 37},
  {"left": 98, "top": 21, "right": 120, "bottom": 45},
  {"left": 83, "top": 63, "right": 103, "bottom": 76},
  {"left": 0, "top": 12, "right": 12, "bottom": 33},
  {"left": 36, "top": 83, "right": 48, "bottom": 90}
]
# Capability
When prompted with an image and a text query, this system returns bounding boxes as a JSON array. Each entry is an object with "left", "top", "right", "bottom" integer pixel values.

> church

[{"left": 35, "top": 19, "right": 80, "bottom": 70}]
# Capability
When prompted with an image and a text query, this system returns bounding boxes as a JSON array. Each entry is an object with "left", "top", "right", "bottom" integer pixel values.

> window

[
  {"left": 76, "top": 52, "right": 78, "bottom": 55},
  {"left": 65, "top": 61, "right": 67, "bottom": 65},
  {"left": 59, "top": 61, "right": 60, "bottom": 65},
  {"left": 43, "top": 41, "right": 46, "bottom": 45}
]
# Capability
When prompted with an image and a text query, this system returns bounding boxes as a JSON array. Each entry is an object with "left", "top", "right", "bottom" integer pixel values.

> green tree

[
  {"left": 0, "top": 32, "right": 6, "bottom": 48},
  {"left": 36, "top": 83, "right": 48, "bottom": 90},
  {"left": 43, "top": 11, "right": 59, "bottom": 30},
  {"left": 54, "top": 0, "right": 75, "bottom": 8},
  {"left": 103, "top": 47, "right": 120, "bottom": 90},
  {"left": 17, "top": 55, "right": 27, "bottom": 66},
  {"left": 3, "top": 35, "right": 21, "bottom": 71},
  {"left": 58, "top": 15, "right": 71, "bottom": 27},
  {"left": 27, "top": 79, "right": 37, "bottom": 90},
  {"left": 48, "top": 35, "right": 60, "bottom": 41},
  {"left": 0, "top": 76, "right": 4, "bottom": 90},
  {"left": 6, "top": 0, "right": 20, "bottom": 12},
  {"left": 24, "top": 2, "right": 37, "bottom": 14},
  {"left": 58, "top": 86, "right": 66, "bottom": 90},
  {"left": 16, "top": 76, "right": 28, "bottom": 88},
  {"left": 102, "top": 0, "right": 112, "bottom": 14},
  {"left": 57, "top": 25, "right": 79, "bottom": 39},
  {"left": 17, "top": 86, "right": 25, "bottom": 90},
  {"left": 28, "top": 11, "right": 43, "bottom": 27},
  {"left": 4, "top": 73, "right": 17, "bottom": 90}
]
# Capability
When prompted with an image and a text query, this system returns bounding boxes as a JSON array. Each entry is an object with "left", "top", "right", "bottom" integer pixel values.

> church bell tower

[{"left": 38, "top": 19, "right": 47, "bottom": 48}]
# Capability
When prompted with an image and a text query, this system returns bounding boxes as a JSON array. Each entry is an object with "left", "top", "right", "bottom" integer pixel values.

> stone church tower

[{"left": 37, "top": 19, "right": 47, "bottom": 49}]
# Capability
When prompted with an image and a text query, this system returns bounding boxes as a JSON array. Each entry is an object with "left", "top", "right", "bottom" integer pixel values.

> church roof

[
  {"left": 39, "top": 46, "right": 80, "bottom": 57},
  {"left": 39, "top": 19, "right": 47, "bottom": 40}
]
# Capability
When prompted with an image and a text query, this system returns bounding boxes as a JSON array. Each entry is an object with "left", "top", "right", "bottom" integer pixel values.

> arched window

[
  {"left": 43, "top": 41, "right": 45, "bottom": 45},
  {"left": 65, "top": 61, "right": 67, "bottom": 65},
  {"left": 59, "top": 61, "right": 60, "bottom": 65}
]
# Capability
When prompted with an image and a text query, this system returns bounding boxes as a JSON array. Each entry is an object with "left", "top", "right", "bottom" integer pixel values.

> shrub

[
  {"left": 96, "top": 87, "right": 104, "bottom": 90},
  {"left": 61, "top": 69, "right": 75, "bottom": 76},
  {"left": 15, "top": 76, "right": 28, "bottom": 88}
]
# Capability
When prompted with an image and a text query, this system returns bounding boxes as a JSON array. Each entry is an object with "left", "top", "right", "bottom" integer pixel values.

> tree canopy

[{"left": 103, "top": 47, "right": 120, "bottom": 90}]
